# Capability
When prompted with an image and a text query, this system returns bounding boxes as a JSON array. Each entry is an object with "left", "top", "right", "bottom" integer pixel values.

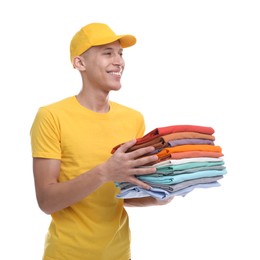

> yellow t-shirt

[{"left": 30, "top": 96, "right": 145, "bottom": 260}]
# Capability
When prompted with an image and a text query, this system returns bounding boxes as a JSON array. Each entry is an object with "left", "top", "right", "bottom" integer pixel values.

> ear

[{"left": 73, "top": 56, "right": 86, "bottom": 71}]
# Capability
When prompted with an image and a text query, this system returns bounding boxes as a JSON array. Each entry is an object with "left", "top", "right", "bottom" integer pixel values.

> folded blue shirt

[{"left": 117, "top": 182, "right": 221, "bottom": 200}]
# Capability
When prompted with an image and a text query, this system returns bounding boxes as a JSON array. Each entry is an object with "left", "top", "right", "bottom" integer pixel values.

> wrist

[{"left": 95, "top": 163, "right": 110, "bottom": 184}]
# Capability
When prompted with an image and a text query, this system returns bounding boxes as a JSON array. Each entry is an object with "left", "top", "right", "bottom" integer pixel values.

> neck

[{"left": 76, "top": 91, "right": 110, "bottom": 113}]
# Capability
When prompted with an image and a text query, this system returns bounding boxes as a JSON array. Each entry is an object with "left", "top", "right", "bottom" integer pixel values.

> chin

[{"left": 111, "top": 85, "right": 122, "bottom": 91}]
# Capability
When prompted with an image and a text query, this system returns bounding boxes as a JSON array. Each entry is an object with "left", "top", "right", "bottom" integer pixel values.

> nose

[{"left": 113, "top": 53, "right": 124, "bottom": 67}]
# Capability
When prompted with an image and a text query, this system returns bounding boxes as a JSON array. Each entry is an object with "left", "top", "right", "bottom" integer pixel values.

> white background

[{"left": 1, "top": 0, "right": 259, "bottom": 259}]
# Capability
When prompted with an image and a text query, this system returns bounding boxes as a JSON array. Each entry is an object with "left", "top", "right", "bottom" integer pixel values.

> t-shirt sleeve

[{"left": 30, "top": 107, "right": 61, "bottom": 159}]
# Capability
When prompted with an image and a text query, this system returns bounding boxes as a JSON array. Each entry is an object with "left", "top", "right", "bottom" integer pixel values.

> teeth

[
  {"left": 109, "top": 67, "right": 123, "bottom": 76},
  {"left": 110, "top": 72, "right": 121, "bottom": 76}
]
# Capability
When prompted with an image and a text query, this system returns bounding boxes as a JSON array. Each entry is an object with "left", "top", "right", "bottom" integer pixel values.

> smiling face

[{"left": 78, "top": 40, "right": 125, "bottom": 93}]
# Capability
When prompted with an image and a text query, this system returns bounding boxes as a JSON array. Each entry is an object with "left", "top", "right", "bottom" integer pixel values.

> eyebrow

[
  {"left": 103, "top": 47, "right": 113, "bottom": 51},
  {"left": 102, "top": 47, "right": 123, "bottom": 52}
]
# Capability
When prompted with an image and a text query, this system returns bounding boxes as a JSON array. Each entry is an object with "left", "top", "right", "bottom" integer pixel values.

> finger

[
  {"left": 130, "top": 155, "right": 158, "bottom": 168},
  {"left": 132, "top": 166, "right": 157, "bottom": 176},
  {"left": 127, "top": 146, "right": 156, "bottom": 160},
  {"left": 115, "top": 139, "right": 137, "bottom": 153},
  {"left": 127, "top": 176, "right": 151, "bottom": 190},
  {"left": 156, "top": 196, "right": 174, "bottom": 205}
]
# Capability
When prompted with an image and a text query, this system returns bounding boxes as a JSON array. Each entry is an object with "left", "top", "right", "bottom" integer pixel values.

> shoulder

[
  {"left": 36, "top": 96, "right": 75, "bottom": 116},
  {"left": 110, "top": 101, "right": 143, "bottom": 116},
  {"left": 32, "top": 97, "right": 76, "bottom": 126},
  {"left": 40, "top": 96, "right": 75, "bottom": 111}
]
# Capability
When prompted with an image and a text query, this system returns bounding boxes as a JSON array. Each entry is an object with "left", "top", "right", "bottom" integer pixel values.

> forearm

[
  {"left": 124, "top": 196, "right": 174, "bottom": 207},
  {"left": 36, "top": 165, "right": 106, "bottom": 215},
  {"left": 34, "top": 142, "right": 161, "bottom": 214}
]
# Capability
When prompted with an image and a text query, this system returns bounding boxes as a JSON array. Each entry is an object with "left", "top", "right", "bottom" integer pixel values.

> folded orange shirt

[
  {"left": 156, "top": 144, "right": 222, "bottom": 161},
  {"left": 142, "top": 145, "right": 223, "bottom": 166},
  {"left": 163, "top": 132, "right": 215, "bottom": 142},
  {"left": 170, "top": 150, "right": 224, "bottom": 160}
]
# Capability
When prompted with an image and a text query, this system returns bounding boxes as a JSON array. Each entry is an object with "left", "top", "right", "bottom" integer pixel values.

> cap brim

[
  {"left": 118, "top": 34, "right": 137, "bottom": 48},
  {"left": 92, "top": 34, "right": 136, "bottom": 48}
]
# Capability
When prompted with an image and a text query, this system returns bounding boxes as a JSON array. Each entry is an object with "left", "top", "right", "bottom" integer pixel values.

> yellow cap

[{"left": 70, "top": 23, "right": 136, "bottom": 62}]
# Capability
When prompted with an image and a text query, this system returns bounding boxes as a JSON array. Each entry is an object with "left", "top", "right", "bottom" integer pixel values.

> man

[{"left": 30, "top": 22, "right": 173, "bottom": 260}]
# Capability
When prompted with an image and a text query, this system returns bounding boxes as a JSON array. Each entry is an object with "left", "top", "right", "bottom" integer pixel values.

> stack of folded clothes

[{"left": 111, "top": 125, "right": 227, "bottom": 200}]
